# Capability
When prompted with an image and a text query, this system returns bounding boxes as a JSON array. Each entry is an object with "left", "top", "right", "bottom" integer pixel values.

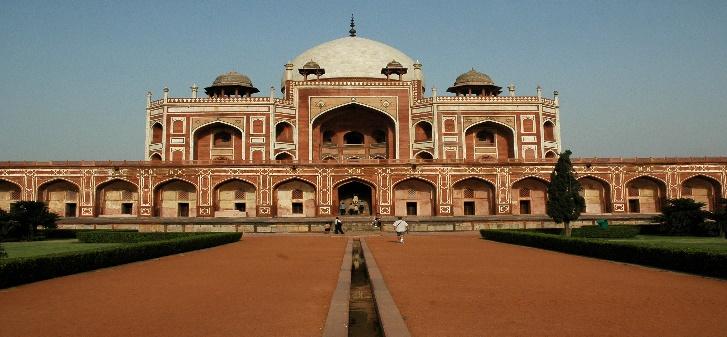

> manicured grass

[
  {"left": 2, "top": 239, "right": 121, "bottom": 259},
  {"left": 606, "top": 235, "right": 727, "bottom": 253}
]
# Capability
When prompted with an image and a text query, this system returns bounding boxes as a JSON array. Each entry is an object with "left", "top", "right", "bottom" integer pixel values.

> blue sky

[{"left": 1, "top": 0, "right": 725, "bottom": 160}]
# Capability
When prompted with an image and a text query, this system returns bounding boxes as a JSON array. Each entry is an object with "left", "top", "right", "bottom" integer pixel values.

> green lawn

[
  {"left": 1, "top": 239, "right": 121, "bottom": 259},
  {"left": 606, "top": 235, "right": 727, "bottom": 253}
]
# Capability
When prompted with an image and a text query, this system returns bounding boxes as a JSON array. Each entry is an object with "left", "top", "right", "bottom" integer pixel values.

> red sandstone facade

[{"left": 1, "top": 34, "right": 725, "bottom": 220}]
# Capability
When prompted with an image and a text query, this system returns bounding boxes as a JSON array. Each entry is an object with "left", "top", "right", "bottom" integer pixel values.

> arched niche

[
  {"left": 193, "top": 122, "right": 243, "bottom": 160},
  {"left": 0, "top": 180, "right": 22, "bottom": 211},
  {"left": 465, "top": 122, "right": 515, "bottom": 160},
  {"left": 543, "top": 121, "right": 555, "bottom": 142},
  {"left": 452, "top": 178, "right": 495, "bottom": 215},
  {"left": 413, "top": 121, "right": 433, "bottom": 142},
  {"left": 335, "top": 179, "right": 375, "bottom": 216},
  {"left": 274, "top": 179, "right": 316, "bottom": 217},
  {"left": 578, "top": 177, "right": 611, "bottom": 214},
  {"left": 96, "top": 180, "right": 139, "bottom": 216},
  {"left": 511, "top": 178, "right": 548, "bottom": 215},
  {"left": 37, "top": 180, "right": 79, "bottom": 217},
  {"left": 414, "top": 151, "right": 433, "bottom": 160},
  {"left": 681, "top": 175, "right": 721, "bottom": 211},
  {"left": 393, "top": 178, "right": 435, "bottom": 216},
  {"left": 275, "top": 122, "right": 294, "bottom": 143},
  {"left": 312, "top": 104, "right": 396, "bottom": 160},
  {"left": 153, "top": 179, "right": 197, "bottom": 217},
  {"left": 544, "top": 151, "right": 557, "bottom": 159},
  {"left": 626, "top": 176, "right": 666, "bottom": 213},
  {"left": 150, "top": 153, "right": 162, "bottom": 161},
  {"left": 151, "top": 123, "right": 163, "bottom": 143},
  {"left": 214, "top": 179, "right": 256, "bottom": 217},
  {"left": 275, "top": 152, "right": 294, "bottom": 161}
]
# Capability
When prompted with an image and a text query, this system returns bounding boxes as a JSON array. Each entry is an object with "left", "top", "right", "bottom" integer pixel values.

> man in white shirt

[{"left": 393, "top": 216, "right": 409, "bottom": 243}]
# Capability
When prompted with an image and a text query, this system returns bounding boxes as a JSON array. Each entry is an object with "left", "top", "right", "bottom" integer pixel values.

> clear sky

[{"left": 1, "top": 0, "right": 725, "bottom": 160}]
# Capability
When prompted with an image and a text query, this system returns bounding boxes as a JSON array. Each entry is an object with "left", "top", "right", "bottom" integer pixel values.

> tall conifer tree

[{"left": 546, "top": 150, "right": 585, "bottom": 236}]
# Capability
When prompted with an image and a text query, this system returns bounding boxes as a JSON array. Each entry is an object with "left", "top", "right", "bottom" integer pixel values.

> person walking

[
  {"left": 334, "top": 216, "right": 345, "bottom": 234},
  {"left": 371, "top": 216, "right": 382, "bottom": 229},
  {"left": 393, "top": 216, "right": 409, "bottom": 243}
]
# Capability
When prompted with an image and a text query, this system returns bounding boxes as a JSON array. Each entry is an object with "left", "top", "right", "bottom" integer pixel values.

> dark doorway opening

[
  {"left": 234, "top": 202, "right": 246, "bottom": 212},
  {"left": 178, "top": 203, "right": 190, "bottom": 217},
  {"left": 628, "top": 199, "right": 640, "bottom": 213},
  {"left": 464, "top": 201, "right": 475, "bottom": 215},
  {"left": 121, "top": 203, "right": 133, "bottom": 215},
  {"left": 292, "top": 202, "right": 303, "bottom": 214},
  {"left": 519, "top": 200, "right": 531, "bottom": 214},
  {"left": 406, "top": 202, "right": 417, "bottom": 216},
  {"left": 337, "top": 181, "right": 373, "bottom": 215},
  {"left": 65, "top": 203, "right": 77, "bottom": 217}
]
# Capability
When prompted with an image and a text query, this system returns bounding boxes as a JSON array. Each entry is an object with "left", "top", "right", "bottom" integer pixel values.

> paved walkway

[
  {"left": 365, "top": 233, "right": 727, "bottom": 337},
  {"left": 0, "top": 236, "right": 347, "bottom": 337}
]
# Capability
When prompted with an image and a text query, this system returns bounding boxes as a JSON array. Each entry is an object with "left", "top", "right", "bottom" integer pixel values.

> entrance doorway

[
  {"left": 65, "top": 203, "right": 77, "bottom": 217},
  {"left": 178, "top": 203, "right": 190, "bottom": 217},
  {"left": 336, "top": 181, "right": 373, "bottom": 215}
]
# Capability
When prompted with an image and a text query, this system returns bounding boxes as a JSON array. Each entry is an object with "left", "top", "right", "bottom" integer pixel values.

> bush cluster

[
  {"left": 0, "top": 232, "right": 241, "bottom": 288},
  {"left": 37, "top": 228, "right": 138, "bottom": 240},
  {"left": 77, "top": 231, "right": 206, "bottom": 243},
  {"left": 525, "top": 225, "right": 639, "bottom": 238},
  {"left": 480, "top": 229, "right": 727, "bottom": 279}
]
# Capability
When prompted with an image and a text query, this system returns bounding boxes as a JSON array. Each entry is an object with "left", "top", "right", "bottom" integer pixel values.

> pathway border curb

[
  {"left": 360, "top": 238, "right": 412, "bottom": 337},
  {"left": 322, "top": 238, "right": 352, "bottom": 337}
]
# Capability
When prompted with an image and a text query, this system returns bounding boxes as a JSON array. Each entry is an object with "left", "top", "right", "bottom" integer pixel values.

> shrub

[
  {"left": 0, "top": 232, "right": 241, "bottom": 288},
  {"left": 480, "top": 229, "right": 727, "bottom": 279},
  {"left": 37, "top": 228, "right": 138, "bottom": 240},
  {"left": 571, "top": 225, "right": 639, "bottom": 238},
  {"left": 1, "top": 201, "right": 59, "bottom": 240},
  {"left": 654, "top": 198, "right": 710, "bottom": 235},
  {"left": 77, "top": 231, "right": 212, "bottom": 243},
  {"left": 0, "top": 243, "right": 6, "bottom": 259}
]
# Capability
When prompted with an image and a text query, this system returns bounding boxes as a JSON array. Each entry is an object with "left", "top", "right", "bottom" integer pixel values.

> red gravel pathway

[
  {"left": 366, "top": 233, "right": 727, "bottom": 337},
  {"left": 0, "top": 236, "right": 347, "bottom": 337}
]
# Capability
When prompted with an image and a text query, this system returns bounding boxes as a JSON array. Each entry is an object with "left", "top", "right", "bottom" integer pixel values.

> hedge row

[
  {"left": 524, "top": 225, "right": 639, "bottom": 238},
  {"left": 38, "top": 228, "right": 138, "bottom": 239},
  {"left": 77, "top": 231, "right": 211, "bottom": 243},
  {"left": 0, "top": 232, "right": 242, "bottom": 288},
  {"left": 480, "top": 229, "right": 727, "bottom": 279}
]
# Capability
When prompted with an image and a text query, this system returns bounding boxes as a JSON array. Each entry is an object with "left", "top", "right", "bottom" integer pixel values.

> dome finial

[{"left": 349, "top": 14, "right": 356, "bottom": 37}]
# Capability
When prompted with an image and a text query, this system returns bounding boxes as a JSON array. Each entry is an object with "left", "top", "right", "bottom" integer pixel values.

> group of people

[
  {"left": 338, "top": 194, "right": 367, "bottom": 215},
  {"left": 324, "top": 215, "right": 409, "bottom": 243}
]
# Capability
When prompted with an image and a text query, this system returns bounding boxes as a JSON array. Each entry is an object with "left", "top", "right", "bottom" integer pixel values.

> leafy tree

[
  {"left": 6, "top": 201, "right": 59, "bottom": 240},
  {"left": 707, "top": 198, "right": 727, "bottom": 239},
  {"left": 654, "top": 198, "right": 709, "bottom": 235},
  {"left": 546, "top": 150, "right": 585, "bottom": 236}
]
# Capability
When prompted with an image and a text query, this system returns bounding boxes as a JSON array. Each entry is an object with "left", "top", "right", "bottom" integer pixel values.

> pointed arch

[
  {"left": 463, "top": 120, "right": 516, "bottom": 160},
  {"left": 275, "top": 121, "right": 295, "bottom": 143},
  {"left": 393, "top": 177, "right": 436, "bottom": 216},
  {"left": 274, "top": 178, "right": 316, "bottom": 217},
  {"left": 0, "top": 179, "right": 22, "bottom": 211},
  {"left": 213, "top": 178, "right": 257, "bottom": 216},
  {"left": 413, "top": 120, "right": 433, "bottom": 142},
  {"left": 95, "top": 179, "right": 139, "bottom": 216},
  {"left": 153, "top": 178, "right": 197, "bottom": 217},
  {"left": 452, "top": 177, "right": 496, "bottom": 215},
  {"left": 680, "top": 174, "right": 722, "bottom": 211},
  {"left": 577, "top": 176, "right": 612, "bottom": 213},
  {"left": 191, "top": 121, "right": 245, "bottom": 160},
  {"left": 543, "top": 120, "right": 556, "bottom": 142},
  {"left": 151, "top": 122, "right": 163, "bottom": 144},
  {"left": 625, "top": 176, "right": 666, "bottom": 213},
  {"left": 511, "top": 177, "right": 549, "bottom": 215},
  {"left": 414, "top": 150, "right": 434, "bottom": 160},
  {"left": 37, "top": 179, "right": 80, "bottom": 217},
  {"left": 333, "top": 178, "right": 377, "bottom": 216}
]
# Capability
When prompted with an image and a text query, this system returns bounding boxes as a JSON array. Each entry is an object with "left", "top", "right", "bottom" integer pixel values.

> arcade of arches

[{"left": 0, "top": 171, "right": 723, "bottom": 218}]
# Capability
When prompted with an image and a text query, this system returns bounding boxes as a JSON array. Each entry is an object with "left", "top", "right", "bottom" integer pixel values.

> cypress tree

[{"left": 546, "top": 150, "right": 585, "bottom": 236}]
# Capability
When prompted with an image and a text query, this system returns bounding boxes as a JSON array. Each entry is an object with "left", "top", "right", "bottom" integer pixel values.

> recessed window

[
  {"left": 292, "top": 202, "right": 303, "bottom": 214},
  {"left": 234, "top": 202, "right": 246, "bottom": 212},
  {"left": 519, "top": 200, "right": 531, "bottom": 214},
  {"left": 65, "top": 203, "right": 77, "bottom": 217},
  {"left": 628, "top": 199, "right": 640, "bottom": 213},
  {"left": 406, "top": 202, "right": 417, "bottom": 216},
  {"left": 343, "top": 131, "right": 364, "bottom": 144},
  {"left": 178, "top": 203, "right": 190, "bottom": 217},
  {"left": 121, "top": 203, "right": 133, "bottom": 215},
  {"left": 464, "top": 201, "right": 475, "bottom": 215}
]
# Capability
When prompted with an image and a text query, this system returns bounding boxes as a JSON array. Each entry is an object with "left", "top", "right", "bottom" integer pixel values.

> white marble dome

[{"left": 287, "top": 36, "right": 420, "bottom": 82}]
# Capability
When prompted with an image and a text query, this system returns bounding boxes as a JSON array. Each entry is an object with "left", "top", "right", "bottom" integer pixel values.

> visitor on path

[
  {"left": 334, "top": 216, "right": 345, "bottom": 234},
  {"left": 393, "top": 216, "right": 409, "bottom": 243},
  {"left": 324, "top": 222, "right": 331, "bottom": 234},
  {"left": 371, "top": 216, "right": 382, "bottom": 229},
  {"left": 339, "top": 201, "right": 346, "bottom": 215}
]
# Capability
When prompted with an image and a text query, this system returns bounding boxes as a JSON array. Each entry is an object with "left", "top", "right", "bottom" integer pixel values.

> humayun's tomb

[{"left": 1, "top": 23, "right": 725, "bottom": 231}]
